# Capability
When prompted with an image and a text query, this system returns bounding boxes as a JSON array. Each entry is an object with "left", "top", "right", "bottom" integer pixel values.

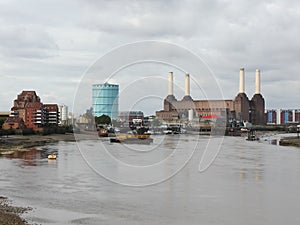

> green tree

[
  {"left": 95, "top": 114, "right": 111, "bottom": 125},
  {"left": 0, "top": 117, "right": 7, "bottom": 128}
]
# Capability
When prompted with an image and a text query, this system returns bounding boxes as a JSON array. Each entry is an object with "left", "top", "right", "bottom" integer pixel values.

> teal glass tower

[{"left": 92, "top": 83, "right": 119, "bottom": 119}]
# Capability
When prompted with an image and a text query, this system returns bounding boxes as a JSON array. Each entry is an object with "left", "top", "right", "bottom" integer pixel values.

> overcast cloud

[{"left": 0, "top": 0, "right": 299, "bottom": 115}]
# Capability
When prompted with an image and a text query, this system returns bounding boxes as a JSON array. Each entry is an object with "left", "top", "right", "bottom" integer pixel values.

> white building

[{"left": 59, "top": 105, "right": 68, "bottom": 125}]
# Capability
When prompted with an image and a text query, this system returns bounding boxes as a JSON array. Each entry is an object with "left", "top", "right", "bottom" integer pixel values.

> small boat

[
  {"left": 240, "top": 127, "right": 249, "bottom": 132},
  {"left": 48, "top": 154, "right": 57, "bottom": 160},
  {"left": 98, "top": 128, "right": 109, "bottom": 137},
  {"left": 110, "top": 133, "right": 153, "bottom": 144},
  {"left": 98, "top": 127, "right": 116, "bottom": 137}
]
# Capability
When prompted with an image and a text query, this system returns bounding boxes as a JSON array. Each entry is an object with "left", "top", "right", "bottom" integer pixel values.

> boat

[
  {"left": 98, "top": 128, "right": 109, "bottom": 137},
  {"left": 240, "top": 127, "right": 249, "bottom": 132},
  {"left": 47, "top": 154, "right": 57, "bottom": 160},
  {"left": 110, "top": 133, "right": 153, "bottom": 144},
  {"left": 246, "top": 129, "right": 259, "bottom": 141},
  {"left": 98, "top": 126, "right": 116, "bottom": 137}
]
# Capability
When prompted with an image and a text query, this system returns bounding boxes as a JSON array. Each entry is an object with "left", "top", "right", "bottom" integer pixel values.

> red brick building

[
  {"left": 44, "top": 104, "right": 59, "bottom": 125},
  {"left": 156, "top": 69, "right": 266, "bottom": 125},
  {"left": 2, "top": 117, "right": 26, "bottom": 130},
  {"left": 24, "top": 102, "right": 44, "bottom": 130},
  {"left": 2, "top": 90, "right": 59, "bottom": 131}
]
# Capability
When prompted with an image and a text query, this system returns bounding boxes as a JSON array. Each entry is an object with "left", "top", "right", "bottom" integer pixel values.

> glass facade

[{"left": 92, "top": 83, "right": 119, "bottom": 119}]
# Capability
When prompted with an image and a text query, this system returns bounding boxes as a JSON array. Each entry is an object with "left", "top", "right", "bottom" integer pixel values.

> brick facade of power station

[{"left": 156, "top": 69, "right": 266, "bottom": 125}]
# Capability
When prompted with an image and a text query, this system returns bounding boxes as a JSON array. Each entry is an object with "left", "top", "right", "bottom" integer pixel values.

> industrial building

[
  {"left": 156, "top": 68, "right": 266, "bottom": 125},
  {"left": 2, "top": 91, "right": 59, "bottom": 131},
  {"left": 92, "top": 83, "right": 119, "bottom": 119},
  {"left": 266, "top": 109, "right": 300, "bottom": 125}
]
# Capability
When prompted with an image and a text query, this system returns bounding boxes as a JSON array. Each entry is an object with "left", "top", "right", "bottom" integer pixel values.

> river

[{"left": 1, "top": 134, "right": 300, "bottom": 225}]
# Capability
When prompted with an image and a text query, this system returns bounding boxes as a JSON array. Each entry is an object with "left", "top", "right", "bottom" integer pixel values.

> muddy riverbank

[
  {"left": 0, "top": 196, "right": 33, "bottom": 225},
  {"left": 280, "top": 136, "right": 300, "bottom": 147},
  {"left": 0, "top": 134, "right": 75, "bottom": 152},
  {"left": 0, "top": 133, "right": 100, "bottom": 153}
]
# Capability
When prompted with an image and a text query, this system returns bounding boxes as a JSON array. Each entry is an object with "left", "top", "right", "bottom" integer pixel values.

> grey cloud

[{"left": 0, "top": 25, "right": 59, "bottom": 58}]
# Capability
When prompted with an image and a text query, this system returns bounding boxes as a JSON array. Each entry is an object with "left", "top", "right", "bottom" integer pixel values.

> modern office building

[{"left": 92, "top": 83, "right": 119, "bottom": 119}]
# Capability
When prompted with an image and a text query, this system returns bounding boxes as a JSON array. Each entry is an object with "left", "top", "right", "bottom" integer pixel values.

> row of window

[{"left": 175, "top": 108, "right": 227, "bottom": 111}]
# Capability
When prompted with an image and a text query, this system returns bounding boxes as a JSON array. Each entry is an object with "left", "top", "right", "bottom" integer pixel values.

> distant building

[
  {"left": 58, "top": 105, "right": 68, "bottom": 125},
  {"left": 266, "top": 109, "right": 300, "bottom": 125},
  {"left": 119, "top": 111, "right": 144, "bottom": 125},
  {"left": 0, "top": 111, "right": 10, "bottom": 119},
  {"left": 156, "top": 69, "right": 266, "bottom": 125},
  {"left": 2, "top": 90, "right": 59, "bottom": 131},
  {"left": 44, "top": 104, "right": 59, "bottom": 126},
  {"left": 92, "top": 83, "right": 119, "bottom": 119}
]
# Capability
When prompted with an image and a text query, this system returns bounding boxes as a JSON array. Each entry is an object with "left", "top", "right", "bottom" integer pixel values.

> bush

[
  {"left": 56, "top": 127, "right": 66, "bottom": 134},
  {"left": 41, "top": 127, "right": 56, "bottom": 135},
  {"left": 22, "top": 128, "right": 35, "bottom": 135},
  {"left": 1, "top": 129, "right": 16, "bottom": 136}
]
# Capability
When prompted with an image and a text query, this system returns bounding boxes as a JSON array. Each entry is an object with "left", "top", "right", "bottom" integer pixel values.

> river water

[{"left": 1, "top": 134, "right": 300, "bottom": 225}]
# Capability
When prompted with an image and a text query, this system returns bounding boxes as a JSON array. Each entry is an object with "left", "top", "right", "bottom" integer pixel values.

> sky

[{"left": 0, "top": 0, "right": 299, "bottom": 115}]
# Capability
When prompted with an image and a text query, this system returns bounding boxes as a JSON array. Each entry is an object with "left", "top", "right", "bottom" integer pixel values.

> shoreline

[
  {"left": 279, "top": 136, "right": 300, "bottom": 147},
  {"left": 0, "top": 196, "right": 32, "bottom": 225},
  {"left": 0, "top": 133, "right": 101, "bottom": 153},
  {"left": 0, "top": 133, "right": 76, "bottom": 152},
  {"left": 1, "top": 132, "right": 300, "bottom": 153}
]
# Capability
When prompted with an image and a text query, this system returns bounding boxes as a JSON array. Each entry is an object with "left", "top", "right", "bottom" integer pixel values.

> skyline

[{"left": 0, "top": 0, "right": 299, "bottom": 115}]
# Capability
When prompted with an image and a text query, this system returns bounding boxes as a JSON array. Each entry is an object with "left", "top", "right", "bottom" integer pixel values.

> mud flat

[
  {"left": 0, "top": 196, "right": 33, "bottom": 225},
  {"left": 0, "top": 133, "right": 100, "bottom": 153},
  {"left": 279, "top": 136, "right": 300, "bottom": 147}
]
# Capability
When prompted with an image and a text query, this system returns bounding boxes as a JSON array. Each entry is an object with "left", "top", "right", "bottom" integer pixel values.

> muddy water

[{"left": 1, "top": 135, "right": 300, "bottom": 225}]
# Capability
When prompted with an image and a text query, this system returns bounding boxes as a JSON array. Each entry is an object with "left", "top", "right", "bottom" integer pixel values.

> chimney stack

[
  {"left": 255, "top": 69, "right": 261, "bottom": 94},
  {"left": 239, "top": 68, "right": 245, "bottom": 93},
  {"left": 168, "top": 72, "right": 174, "bottom": 96},
  {"left": 185, "top": 73, "right": 190, "bottom": 96}
]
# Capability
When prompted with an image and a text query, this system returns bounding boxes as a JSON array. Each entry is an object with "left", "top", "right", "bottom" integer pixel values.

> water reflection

[
  {"left": 268, "top": 139, "right": 280, "bottom": 146},
  {"left": 1, "top": 147, "right": 58, "bottom": 166}
]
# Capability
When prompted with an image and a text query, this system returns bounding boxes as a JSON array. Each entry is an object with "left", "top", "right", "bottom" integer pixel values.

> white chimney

[
  {"left": 168, "top": 72, "right": 173, "bottom": 96},
  {"left": 255, "top": 69, "right": 261, "bottom": 94},
  {"left": 276, "top": 109, "right": 281, "bottom": 125},
  {"left": 239, "top": 68, "right": 245, "bottom": 93},
  {"left": 185, "top": 73, "right": 190, "bottom": 96},
  {"left": 188, "top": 109, "right": 193, "bottom": 121},
  {"left": 292, "top": 110, "right": 296, "bottom": 122}
]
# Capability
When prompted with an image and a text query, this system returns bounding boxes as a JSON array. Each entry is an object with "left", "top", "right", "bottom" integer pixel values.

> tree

[
  {"left": 95, "top": 114, "right": 111, "bottom": 125},
  {"left": 151, "top": 118, "right": 161, "bottom": 127},
  {"left": 0, "top": 118, "right": 7, "bottom": 128}
]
